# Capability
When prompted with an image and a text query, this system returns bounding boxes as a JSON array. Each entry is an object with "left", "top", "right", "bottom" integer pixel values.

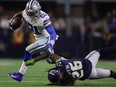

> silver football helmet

[{"left": 25, "top": 0, "right": 41, "bottom": 17}]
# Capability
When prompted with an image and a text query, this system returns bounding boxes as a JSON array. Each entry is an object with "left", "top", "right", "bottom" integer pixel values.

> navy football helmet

[
  {"left": 25, "top": 0, "right": 41, "bottom": 17},
  {"left": 48, "top": 69, "right": 62, "bottom": 83}
]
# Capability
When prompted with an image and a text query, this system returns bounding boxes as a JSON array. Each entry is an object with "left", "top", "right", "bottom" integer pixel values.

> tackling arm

[
  {"left": 26, "top": 52, "right": 50, "bottom": 66},
  {"left": 25, "top": 53, "right": 60, "bottom": 66}
]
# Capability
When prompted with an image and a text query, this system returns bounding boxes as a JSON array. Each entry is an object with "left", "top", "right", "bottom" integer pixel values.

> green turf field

[{"left": 0, "top": 59, "right": 116, "bottom": 87}]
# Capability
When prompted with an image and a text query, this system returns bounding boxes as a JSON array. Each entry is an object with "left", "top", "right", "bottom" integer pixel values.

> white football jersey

[{"left": 22, "top": 10, "right": 51, "bottom": 40}]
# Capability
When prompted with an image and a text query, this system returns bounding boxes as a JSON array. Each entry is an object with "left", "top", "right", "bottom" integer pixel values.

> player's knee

[
  {"left": 89, "top": 70, "right": 98, "bottom": 79},
  {"left": 85, "top": 50, "right": 100, "bottom": 59},
  {"left": 95, "top": 49, "right": 101, "bottom": 54},
  {"left": 91, "top": 50, "right": 100, "bottom": 57},
  {"left": 25, "top": 46, "right": 31, "bottom": 52}
]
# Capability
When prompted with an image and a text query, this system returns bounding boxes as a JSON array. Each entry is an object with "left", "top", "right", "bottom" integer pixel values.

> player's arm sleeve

[
  {"left": 45, "top": 24, "right": 57, "bottom": 45},
  {"left": 43, "top": 14, "right": 58, "bottom": 45}
]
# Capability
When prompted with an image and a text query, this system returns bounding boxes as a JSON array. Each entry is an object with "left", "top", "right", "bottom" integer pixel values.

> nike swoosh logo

[{"left": 10, "top": 74, "right": 17, "bottom": 78}]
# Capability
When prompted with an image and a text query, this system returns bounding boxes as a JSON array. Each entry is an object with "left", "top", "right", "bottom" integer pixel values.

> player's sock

[
  {"left": 24, "top": 50, "right": 32, "bottom": 62},
  {"left": 18, "top": 50, "right": 32, "bottom": 74},
  {"left": 110, "top": 70, "right": 116, "bottom": 79},
  {"left": 97, "top": 47, "right": 116, "bottom": 55},
  {"left": 19, "top": 61, "right": 28, "bottom": 74}
]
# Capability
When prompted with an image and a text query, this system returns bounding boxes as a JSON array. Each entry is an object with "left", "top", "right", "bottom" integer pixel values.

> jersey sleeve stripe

[
  {"left": 44, "top": 22, "right": 51, "bottom": 27},
  {"left": 44, "top": 19, "right": 50, "bottom": 25}
]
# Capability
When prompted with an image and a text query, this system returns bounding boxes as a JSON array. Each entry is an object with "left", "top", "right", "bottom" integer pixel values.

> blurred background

[{"left": 0, "top": 0, "right": 116, "bottom": 60}]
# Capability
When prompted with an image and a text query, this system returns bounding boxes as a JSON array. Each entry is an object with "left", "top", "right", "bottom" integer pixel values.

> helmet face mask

[
  {"left": 25, "top": 0, "right": 41, "bottom": 18},
  {"left": 26, "top": 10, "right": 40, "bottom": 19}
]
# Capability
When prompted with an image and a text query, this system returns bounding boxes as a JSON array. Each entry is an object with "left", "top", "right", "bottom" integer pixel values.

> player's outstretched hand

[{"left": 25, "top": 59, "right": 36, "bottom": 66}]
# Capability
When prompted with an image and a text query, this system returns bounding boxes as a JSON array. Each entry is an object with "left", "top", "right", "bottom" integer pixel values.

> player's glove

[
  {"left": 25, "top": 59, "right": 36, "bottom": 66},
  {"left": 8, "top": 19, "right": 14, "bottom": 30}
]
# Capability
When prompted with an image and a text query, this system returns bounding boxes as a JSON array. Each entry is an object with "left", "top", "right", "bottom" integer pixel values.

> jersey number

[
  {"left": 69, "top": 61, "right": 84, "bottom": 79},
  {"left": 28, "top": 23, "right": 41, "bottom": 35}
]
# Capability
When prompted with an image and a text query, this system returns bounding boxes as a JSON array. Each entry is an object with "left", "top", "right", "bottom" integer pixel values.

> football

[{"left": 10, "top": 14, "right": 23, "bottom": 30}]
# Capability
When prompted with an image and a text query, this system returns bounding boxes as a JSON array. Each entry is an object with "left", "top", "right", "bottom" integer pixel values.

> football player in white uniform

[{"left": 8, "top": 0, "right": 58, "bottom": 82}]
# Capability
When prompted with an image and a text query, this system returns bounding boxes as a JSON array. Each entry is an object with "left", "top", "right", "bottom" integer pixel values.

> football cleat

[
  {"left": 8, "top": 72, "right": 23, "bottom": 82},
  {"left": 113, "top": 72, "right": 116, "bottom": 79}
]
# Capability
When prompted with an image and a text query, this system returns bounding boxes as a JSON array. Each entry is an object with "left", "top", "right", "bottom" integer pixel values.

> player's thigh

[
  {"left": 26, "top": 37, "right": 49, "bottom": 52},
  {"left": 85, "top": 50, "right": 100, "bottom": 67}
]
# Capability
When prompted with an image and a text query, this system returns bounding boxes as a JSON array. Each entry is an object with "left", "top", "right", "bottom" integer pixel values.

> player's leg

[
  {"left": 8, "top": 37, "right": 49, "bottom": 82},
  {"left": 85, "top": 47, "right": 116, "bottom": 79},
  {"left": 89, "top": 68, "right": 116, "bottom": 79},
  {"left": 88, "top": 47, "right": 116, "bottom": 79},
  {"left": 97, "top": 46, "right": 116, "bottom": 55},
  {"left": 85, "top": 46, "right": 116, "bottom": 66},
  {"left": 85, "top": 50, "right": 100, "bottom": 68},
  {"left": 85, "top": 50, "right": 101, "bottom": 79}
]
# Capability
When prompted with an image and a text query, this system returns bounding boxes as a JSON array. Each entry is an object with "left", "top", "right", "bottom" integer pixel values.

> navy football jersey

[{"left": 56, "top": 59, "right": 92, "bottom": 80}]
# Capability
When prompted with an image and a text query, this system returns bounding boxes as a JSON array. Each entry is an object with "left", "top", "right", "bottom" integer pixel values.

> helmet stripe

[
  {"left": 25, "top": 0, "right": 41, "bottom": 16},
  {"left": 29, "top": 0, "right": 34, "bottom": 10}
]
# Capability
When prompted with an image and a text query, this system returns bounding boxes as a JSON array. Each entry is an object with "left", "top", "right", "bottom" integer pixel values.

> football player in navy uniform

[
  {"left": 8, "top": 0, "right": 58, "bottom": 82},
  {"left": 47, "top": 47, "right": 116, "bottom": 85},
  {"left": 25, "top": 46, "right": 116, "bottom": 85}
]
